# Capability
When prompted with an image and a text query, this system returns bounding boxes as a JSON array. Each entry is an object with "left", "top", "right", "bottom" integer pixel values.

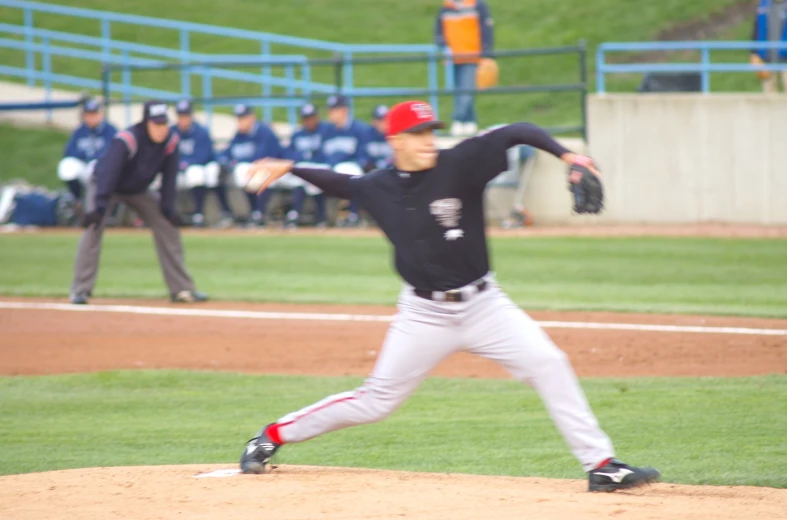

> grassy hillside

[
  {"left": 0, "top": 123, "right": 68, "bottom": 190},
  {"left": 0, "top": 0, "right": 761, "bottom": 129}
]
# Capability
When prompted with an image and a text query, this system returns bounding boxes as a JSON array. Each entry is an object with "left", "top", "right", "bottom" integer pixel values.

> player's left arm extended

[{"left": 466, "top": 123, "right": 596, "bottom": 186}]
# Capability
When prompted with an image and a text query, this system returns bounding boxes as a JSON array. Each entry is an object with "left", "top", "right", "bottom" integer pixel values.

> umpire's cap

[
  {"left": 386, "top": 100, "right": 444, "bottom": 137},
  {"left": 143, "top": 100, "right": 169, "bottom": 124}
]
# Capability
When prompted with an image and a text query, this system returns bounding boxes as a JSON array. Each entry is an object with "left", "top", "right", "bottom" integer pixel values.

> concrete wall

[{"left": 586, "top": 94, "right": 787, "bottom": 225}]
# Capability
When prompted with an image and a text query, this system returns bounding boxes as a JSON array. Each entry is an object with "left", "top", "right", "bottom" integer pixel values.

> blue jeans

[{"left": 453, "top": 63, "right": 478, "bottom": 123}]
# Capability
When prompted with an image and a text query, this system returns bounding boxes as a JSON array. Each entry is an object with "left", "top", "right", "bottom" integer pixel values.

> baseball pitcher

[{"left": 238, "top": 100, "right": 659, "bottom": 493}]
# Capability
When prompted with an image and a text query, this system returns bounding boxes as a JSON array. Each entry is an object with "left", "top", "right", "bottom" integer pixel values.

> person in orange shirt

[{"left": 435, "top": 0, "right": 495, "bottom": 136}]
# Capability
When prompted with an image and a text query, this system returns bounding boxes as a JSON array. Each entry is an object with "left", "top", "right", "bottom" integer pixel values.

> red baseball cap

[{"left": 386, "top": 100, "right": 445, "bottom": 137}]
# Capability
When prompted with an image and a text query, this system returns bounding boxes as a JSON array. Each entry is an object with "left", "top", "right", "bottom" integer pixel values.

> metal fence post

[
  {"left": 333, "top": 52, "right": 343, "bottom": 93},
  {"left": 202, "top": 67, "right": 213, "bottom": 130},
  {"left": 261, "top": 40, "right": 272, "bottom": 122},
  {"left": 701, "top": 46, "right": 710, "bottom": 93},
  {"left": 578, "top": 40, "right": 587, "bottom": 141},
  {"left": 343, "top": 51, "right": 353, "bottom": 112},
  {"left": 595, "top": 44, "right": 605, "bottom": 94},
  {"left": 102, "top": 64, "right": 111, "bottom": 113},
  {"left": 42, "top": 36, "right": 52, "bottom": 122},
  {"left": 302, "top": 61, "right": 312, "bottom": 100},
  {"left": 427, "top": 48, "right": 439, "bottom": 120},
  {"left": 180, "top": 29, "right": 191, "bottom": 98},
  {"left": 101, "top": 18, "right": 111, "bottom": 66},
  {"left": 121, "top": 50, "right": 131, "bottom": 126},
  {"left": 24, "top": 7, "right": 34, "bottom": 86},
  {"left": 285, "top": 63, "right": 295, "bottom": 126}
]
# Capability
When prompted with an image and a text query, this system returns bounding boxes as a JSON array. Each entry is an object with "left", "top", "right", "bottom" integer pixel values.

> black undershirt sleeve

[
  {"left": 291, "top": 167, "right": 355, "bottom": 199},
  {"left": 457, "top": 122, "right": 572, "bottom": 187}
]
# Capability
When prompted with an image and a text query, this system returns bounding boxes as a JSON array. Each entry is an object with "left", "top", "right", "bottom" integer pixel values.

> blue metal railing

[
  {"left": 0, "top": 0, "right": 441, "bottom": 125},
  {"left": 596, "top": 41, "right": 787, "bottom": 93}
]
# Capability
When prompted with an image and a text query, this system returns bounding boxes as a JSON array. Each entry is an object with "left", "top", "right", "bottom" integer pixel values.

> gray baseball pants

[
  {"left": 70, "top": 179, "right": 196, "bottom": 297},
  {"left": 273, "top": 277, "right": 615, "bottom": 471}
]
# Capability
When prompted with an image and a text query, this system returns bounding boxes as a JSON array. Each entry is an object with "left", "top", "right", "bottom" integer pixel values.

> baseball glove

[{"left": 568, "top": 163, "right": 604, "bottom": 214}]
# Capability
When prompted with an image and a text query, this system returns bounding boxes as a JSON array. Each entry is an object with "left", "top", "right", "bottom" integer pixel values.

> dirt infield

[
  {"left": 2, "top": 465, "right": 786, "bottom": 520},
  {"left": 1, "top": 298, "right": 785, "bottom": 519}
]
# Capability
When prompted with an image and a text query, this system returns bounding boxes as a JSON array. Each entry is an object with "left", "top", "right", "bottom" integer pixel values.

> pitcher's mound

[{"left": 1, "top": 465, "right": 785, "bottom": 520}]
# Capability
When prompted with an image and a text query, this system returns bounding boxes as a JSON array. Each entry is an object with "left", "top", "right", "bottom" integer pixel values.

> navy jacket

[
  {"left": 364, "top": 125, "right": 393, "bottom": 171},
  {"left": 322, "top": 119, "right": 370, "bottom": 167},
  {"left": 171, "top": 121, "right": 215, "bottom": 169},
  {"left": 287, "top": 121, "right": 332, "bottom": 163},
  {"left": 218, "top": 122, "right": 285, "bottom": 168},
  {"left": 63, "top": 122, "right": 117, "bottom": 163},
  {"left": 93, "top": 123, "right": 180, "bottom": 216}
]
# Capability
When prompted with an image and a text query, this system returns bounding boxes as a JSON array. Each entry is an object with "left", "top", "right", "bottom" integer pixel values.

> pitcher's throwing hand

[{"left": 246, "top": 158, "right": 295, "bottom": 194}]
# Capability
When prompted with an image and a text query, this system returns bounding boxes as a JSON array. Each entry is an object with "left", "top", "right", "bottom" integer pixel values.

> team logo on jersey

[
  {"left": 444, "top": 229, "right": 464, "bottom": 241},
  {"left": 179, "top": 138, "right": 195, "bottom": 156},
  {"left": 430, "top": 198, "right": 462, "bottom": 228}
]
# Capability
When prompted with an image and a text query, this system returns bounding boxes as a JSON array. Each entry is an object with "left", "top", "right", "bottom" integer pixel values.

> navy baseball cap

[
  {"left": 143, "top": 100, "right": 169, "bottom": 124},
  {"left": 83, "top": 99, "right": 101, "bottom": 113},
  {"left": 372, "top": 104, "right": 389, "bottom": 120},
  {"left": 234, "top": 103, "right": 253, "bottom": 117},
  {"left": 300, "top": 103, "right": 318, "bottom": 118},
  {"left": 326, "top": 94, "right": 349, "bottom": 109},
  {"left": 175, "top": 99, "right": 193, "bottom": 115}
]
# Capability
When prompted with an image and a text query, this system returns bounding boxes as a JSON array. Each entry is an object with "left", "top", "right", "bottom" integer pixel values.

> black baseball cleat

[
  {"left": 70, "top": 293, "right": 89, "bottom": 305},
  {"left": 240, "top": 424, "right": 281, "bottom": 474},
  {"left": 170, "top": 290, "right": 208, "bottom": 303},
  {"left": 588, "top": 459, "right": 661, "bottom": 492}
]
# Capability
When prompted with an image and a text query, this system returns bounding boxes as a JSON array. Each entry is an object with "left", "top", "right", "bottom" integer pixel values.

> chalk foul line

[{"left": 0, "top": 301, "right": 785, "bottom": 336}]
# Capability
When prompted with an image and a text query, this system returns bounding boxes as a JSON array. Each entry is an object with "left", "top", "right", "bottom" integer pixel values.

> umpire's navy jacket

[{"left": 93, "top": 123, "right": 180, "bottom": 216}]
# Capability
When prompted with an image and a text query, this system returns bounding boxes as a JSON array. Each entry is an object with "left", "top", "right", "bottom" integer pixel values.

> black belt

[{"left": 414, "top": 280, "right": 488, "bottom": 302}]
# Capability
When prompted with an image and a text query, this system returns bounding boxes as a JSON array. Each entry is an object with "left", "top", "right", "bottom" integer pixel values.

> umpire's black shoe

[
  {"left": 240, "top": 424, "right": 281, "bottom": 474},
  {"left": 170, "top": 290, "right": 208, "bottom": 303},
  {"left": 70, "top": 293, "right": 89, "bottom": 305},
  {"left": 588, "top": 459, "right": 661, "bottom": 492}
]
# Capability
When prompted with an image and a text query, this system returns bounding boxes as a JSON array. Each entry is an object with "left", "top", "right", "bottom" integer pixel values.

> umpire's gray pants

[{"left": 70, "top": 180, "right": 196, "bottom": 297}]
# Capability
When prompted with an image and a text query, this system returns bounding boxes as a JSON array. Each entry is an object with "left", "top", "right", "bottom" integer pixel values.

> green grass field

[
  {"left": 2, "top": 371, "right": 785, "bottom": 487},
  {"left": 0, "top": 0, "right": 764, "bottom": 129},
  {"left": 0, "top": 123, "right": 69, "bottom": 190},
  {"left": 1, "top": 233, "right": 787, "bottom": 317}
]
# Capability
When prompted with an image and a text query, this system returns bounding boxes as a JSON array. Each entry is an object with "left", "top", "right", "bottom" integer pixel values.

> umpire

[{"left": 69, "top": 100, "right": 207, "bottom": 305}]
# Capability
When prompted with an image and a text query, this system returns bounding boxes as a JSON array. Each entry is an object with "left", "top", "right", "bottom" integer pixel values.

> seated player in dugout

[
  {"left": 219, "top": 104, "right": 285, "bottom": 228},
  {"left": 365, "top": 105, "right": 394, "bottom": 172},
  {"left": 172, "top": 100, "right": 234, "bottom": 228},
  {"left": 282, "top": 103, "right": 333, "bottom": 229},
  {"left": 321, "top": 94, "right": 371, "bottom": 227},
  {"left": 239, "top": 100, "right": 661, "bottom": 493},
  {"left": 69, "top": 100, "right": 207, "bottom": 305},
  {"left": 58, "top": 99, "right": 117, "bottom": 205}
]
